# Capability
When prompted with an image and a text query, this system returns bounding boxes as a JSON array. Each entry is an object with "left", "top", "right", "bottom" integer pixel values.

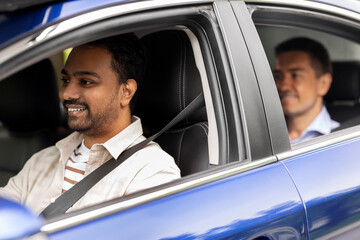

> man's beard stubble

[{"left": 63, "top": 91, "right": 120, "bottom": 135}]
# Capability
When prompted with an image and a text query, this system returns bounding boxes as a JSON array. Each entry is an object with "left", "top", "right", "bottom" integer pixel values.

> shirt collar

[
  {"left": 305, "top": 105, "right": 339, "bottom": 135},
  {"left": 55, "top": 116, "right": 144, "bottom": 162},
  {"left": 101, "top": 116, "right": 143, "bottom": 159},
  {"left": 290, "top": 106, "right": 340, "bottom": 144},
  {"left": 56, "top": 131, "right": 83, "bottom": 164}
]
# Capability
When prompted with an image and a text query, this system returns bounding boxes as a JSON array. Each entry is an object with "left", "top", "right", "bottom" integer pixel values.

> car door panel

[
  {"left": 283, "top": 137, "right": 360, "bottom": 239},
  {"left": 47, "top": 161, "right": 307, "bottom": 240}
]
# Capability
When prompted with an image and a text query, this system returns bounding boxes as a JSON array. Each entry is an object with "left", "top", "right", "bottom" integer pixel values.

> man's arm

[
  {"left": 0, "top": 146, "right": 60, "bottom": 205},
  {"left": 0, "top": 160, "right": 30, "bottom": 203}
]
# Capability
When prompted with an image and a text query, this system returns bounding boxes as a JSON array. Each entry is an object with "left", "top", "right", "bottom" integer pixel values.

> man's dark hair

[
  {"left": 275, "top": 37, "right": 332, "bottom": 77},
  {"left": 87, "top": 33, "right": 147, "bottom": 85}
]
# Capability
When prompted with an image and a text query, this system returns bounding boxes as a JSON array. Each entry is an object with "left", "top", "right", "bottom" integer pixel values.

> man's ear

[
  {"left": 317, "top": 73, "right": 332, "bottom": 97},
  {"left": 120, "top": 79, "right": 137, "bottom": 108}
]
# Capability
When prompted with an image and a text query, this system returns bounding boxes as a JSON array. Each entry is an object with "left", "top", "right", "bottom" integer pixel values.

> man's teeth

[{"left": 68, "top": 108, "right": 86, "bottom": 112}]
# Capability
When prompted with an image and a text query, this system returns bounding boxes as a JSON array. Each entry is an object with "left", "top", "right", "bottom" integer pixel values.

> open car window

[
  {"left": 247, "top": 1, "right": 360, "bottom": 147},
  {"left": 0, "top": 1, "right": 259, "bottom": 228}
]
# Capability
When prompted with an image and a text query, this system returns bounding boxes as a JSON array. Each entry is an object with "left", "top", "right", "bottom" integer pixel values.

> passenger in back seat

[
  {"left": 0, "top": 33, "right": 180, "bottom": 215},
  {"left": 273, "top": 37, "right": 340, "bottom": 144}
]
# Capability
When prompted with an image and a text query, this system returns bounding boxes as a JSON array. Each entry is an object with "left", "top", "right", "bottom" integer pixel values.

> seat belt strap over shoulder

[{"left": 41, "top": 93, "right": 205, "bottom": 218}]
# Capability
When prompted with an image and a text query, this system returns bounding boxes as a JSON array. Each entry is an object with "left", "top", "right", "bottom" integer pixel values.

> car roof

[
  {"left": 1, "top": 0, "right": 360, "bottom": 50},
  {"left": 0, "top": 0, "right": 63, "bottom": 12},
  {"left": 0, "top": 0, "right": 136, "bottom": 49}
]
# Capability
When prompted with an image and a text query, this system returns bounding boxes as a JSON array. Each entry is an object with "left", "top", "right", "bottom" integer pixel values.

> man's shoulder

[
  {"left": 308, "top": 106, "right": 339, "bottom": 133},
  {"left": 131, "top": 141, "right": 179, "bottom": 171},
  {"left": 37, "top": 144, "right": 59, "bottom": 154},
  {"left": 139, "top": 141, "right": 174, "bottom": 161},
  {"left": 28, "top": 145, "right": 60, "bottom": 163}
]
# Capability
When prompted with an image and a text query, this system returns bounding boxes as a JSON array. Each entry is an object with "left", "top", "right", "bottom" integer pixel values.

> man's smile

[
  {"left": 280, "top": 95, "right": 296, "bottom": 100},
  {"left": 67, "top": 107, "right": 86, "bottom": 112},
  {"left": 280, "top": 92, "right": 298, "bottom": 102},
  {"left": 65, "top": 104, "right": 88, "bottom": 116}
]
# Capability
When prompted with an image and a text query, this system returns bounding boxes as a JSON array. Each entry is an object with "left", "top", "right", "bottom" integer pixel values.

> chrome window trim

[
  {"left": 277, "top": 126, "right": 360, "bottom": 161},
  {"left": 245, "top": 0, "right": 360, "bottom": 22},
  {"left": 41, "top": 155, "right": 277, "bottom": 234},
  {"left": 0, "top": 0, "right": 215, "bottom": 65}
]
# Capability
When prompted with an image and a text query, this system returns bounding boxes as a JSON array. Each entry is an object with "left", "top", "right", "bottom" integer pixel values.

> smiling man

[
  {"left": 274, "top": 37, "right": 339, "bottom": 144},
  {"left": 0, "top": 34, "right": 180, "bottom": 214}
]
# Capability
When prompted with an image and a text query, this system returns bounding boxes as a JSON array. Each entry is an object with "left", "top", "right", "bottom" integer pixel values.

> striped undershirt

[{"left": 62, "top": 141, "right": 90, "bottom": 193}]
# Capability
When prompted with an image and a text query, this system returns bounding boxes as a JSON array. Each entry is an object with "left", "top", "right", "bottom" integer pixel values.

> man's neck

[
  {"left": 83, "top": 116, "right": 132, "bottom": 149},
  {"left": 287, "top": 102, "right": 323, "bottom": 141}
]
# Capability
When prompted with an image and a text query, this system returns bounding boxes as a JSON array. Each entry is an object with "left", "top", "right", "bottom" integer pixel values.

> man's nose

[{"left": 60, "top": 81, "right": 80, "bottom": 101}]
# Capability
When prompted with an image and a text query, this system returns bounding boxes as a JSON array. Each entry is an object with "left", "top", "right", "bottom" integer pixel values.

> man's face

[
  {"left": 274, "top": 51, "right": 326, "bottom": 118},
  {"left": 59, "top": 45, "right": 123, "bottom": 135}
]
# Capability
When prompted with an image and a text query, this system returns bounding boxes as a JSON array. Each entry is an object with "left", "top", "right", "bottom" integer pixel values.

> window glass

[
  {"left": 255, "top": 22, "right": 360, "bottom": 144},
  {"left": 257, "top": 26, "right": 360, "bottom": 68}
]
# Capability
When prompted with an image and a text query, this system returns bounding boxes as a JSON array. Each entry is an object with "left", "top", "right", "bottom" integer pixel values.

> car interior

[
  {"left": 0, "top": 28, "right": 215, "bottom": 187},
  {"left": 326, "top": 61, "right": 360, "bottom": 130},
  {"left": 135, "top": 30, "right": 209, "bottom": 176},
  {"left": 0, "top": 59, "right": 62, "bottom": 186},
  {"left": 255, "top": 23, "right": 360, "bottom": 140}
]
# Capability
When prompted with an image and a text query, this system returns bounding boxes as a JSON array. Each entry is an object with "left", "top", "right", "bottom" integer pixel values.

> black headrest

[
  {"left": 325, "top": 61, "right": 360, "bottom": 102},
  {"left": 135, "top": 30, "right": 206, "bottom": 135},
  {"left": 0, "top": 59, "right": 61, "bottom": 132}
]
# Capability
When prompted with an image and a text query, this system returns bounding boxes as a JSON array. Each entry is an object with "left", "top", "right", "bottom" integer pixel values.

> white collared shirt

[
  {"left": 0, "top": 116, "right": 180, "bottom": 214},
  {"left": 290, "top": 106, "right": 340, "bottom": 144}
]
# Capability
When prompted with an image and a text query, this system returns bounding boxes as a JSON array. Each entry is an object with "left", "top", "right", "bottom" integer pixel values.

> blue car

[{"left": 1, "top": 0, "right": 360, "bottom": 239}]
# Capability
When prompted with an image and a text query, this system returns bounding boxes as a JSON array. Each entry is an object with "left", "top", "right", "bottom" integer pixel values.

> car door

[
  {"left": 243, "top": 0, "right": 360, "bottom": 239},
  {"left": 37, "top": 1, "right": 308, "bottom": 239},
  {"left": 0, "top": 1, "right": 308, "bottom": 239}
]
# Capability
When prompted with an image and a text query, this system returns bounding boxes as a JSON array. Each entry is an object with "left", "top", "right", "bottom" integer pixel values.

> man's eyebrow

[
  {"left": 74, "top": 71, "right": 100, "bottom": 79},
  {"left": 61, "top": 69, "right": 100, "bottom": 79},
  {"left": 288, "top": 67, "right": 305, "bottom": 72}
]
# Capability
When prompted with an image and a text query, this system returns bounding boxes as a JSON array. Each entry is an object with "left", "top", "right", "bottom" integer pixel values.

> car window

[
  {"left": 248, "top": 2, "right": 360, "bottom": 146},
  {"left": 258, "top": 25, "right": 360, "bottom": 124},
  {"left": 0, "top": 2, "right": 254, "bottom": 223}
]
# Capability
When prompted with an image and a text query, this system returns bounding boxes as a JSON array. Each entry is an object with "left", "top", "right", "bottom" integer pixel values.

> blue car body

[
  {"left": 1, "top": 0, "right": 360, "bottom": 239},
  {"left": 0, "top": 0, "right": 130, "bottom": 48}
]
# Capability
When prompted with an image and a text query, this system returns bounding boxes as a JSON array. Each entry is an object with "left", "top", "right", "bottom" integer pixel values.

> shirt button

[{"left": 50, "top": 197, "right": 56, "bottom": 203}]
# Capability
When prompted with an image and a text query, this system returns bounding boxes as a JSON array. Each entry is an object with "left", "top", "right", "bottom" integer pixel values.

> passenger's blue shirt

[{"left": 290, "top": 106, "right": 340, "bottom": 144}]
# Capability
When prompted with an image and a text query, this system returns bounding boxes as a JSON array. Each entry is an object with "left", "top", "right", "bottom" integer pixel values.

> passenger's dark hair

[
  {"left": 85, "top": 33, "right": 147, "bottom": 110},
  {"left": 86, "top": 33, "right": 147, "bottom": 86},
  {"left": 275, "top": 37, "right": 332, "bottom": 77}
]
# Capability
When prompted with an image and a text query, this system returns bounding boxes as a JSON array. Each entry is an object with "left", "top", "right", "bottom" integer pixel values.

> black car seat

[
  {"left": 325, "top": 61, "right": 360, "bottom": 128},
  {"left": 0, "top": 59, "right": 62, "bottom": 186},
  {"left": 136, "top": 30, "right": 209, "bottom": 176}
]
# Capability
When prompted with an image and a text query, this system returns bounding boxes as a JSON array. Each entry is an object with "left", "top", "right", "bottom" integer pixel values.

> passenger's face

[
  {"left": 274, "top": 51, "right": 327, "bottom": 118},
  {"left": 59, "top": 45, "right": 123, "bottom": 135}
]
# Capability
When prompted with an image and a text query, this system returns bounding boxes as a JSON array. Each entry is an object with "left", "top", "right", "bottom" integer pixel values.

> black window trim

[{"left": 213, "top": 1, "right": 275, "bottom": 161}]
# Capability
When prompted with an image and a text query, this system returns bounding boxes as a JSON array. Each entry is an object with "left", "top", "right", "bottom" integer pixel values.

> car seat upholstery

[
  {"left": 325, "top": 61, "right": 360, "bottom": 127},
  {"left": 136, "top": 30, "right": 209, "bottom": 176},
  {"left": 0, "top": 59, "right": 61, "bottom": 186}
]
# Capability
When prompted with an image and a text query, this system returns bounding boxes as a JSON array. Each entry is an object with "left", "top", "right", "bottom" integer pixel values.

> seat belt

[{"left": 41, "top": 93, "right": 204, "bottom": 218}]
